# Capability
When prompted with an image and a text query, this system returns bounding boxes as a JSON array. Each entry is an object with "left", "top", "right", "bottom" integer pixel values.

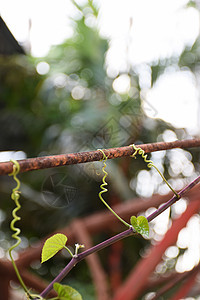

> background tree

[{"left": 0, "top": 1, "right": 200, "bottom": 299}]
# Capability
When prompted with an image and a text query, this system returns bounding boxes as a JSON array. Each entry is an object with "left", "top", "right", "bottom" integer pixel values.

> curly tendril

[
  {"left": 98, "top": 149, "right": 131, "bottom": 228},
  {"left": 130, "top": 145, "right": 180, "bottom": 199},
  {"left": 9, "top": 160, "right": 36, "bottom": 299}
]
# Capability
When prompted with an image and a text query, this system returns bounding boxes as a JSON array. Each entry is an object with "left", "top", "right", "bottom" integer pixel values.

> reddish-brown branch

[
  {"left": 0, "top": 277, "right": 9, "bottom": 300},
  {"left": 15, "top": 185, "right": 200, "bottom": 270},
  {"left": 113, "top": 197, "right": 200, "bottom": 300},
  {"left": 0, "top": 260, "right": 56, "bottom": 298},
  {"left": 72, "top": 220, "right": 110, "bottom": 300},
  {"left": 0, "top": 139, "right": 200, "bottom": 175},
  {"left": 146, "top": 272, "right": 178, "bottom": 290},
  {"left": 1, "top": 139, "right": 200, "bottom": 299},
  {"left": 169, "top": 267, "right": 199, "bottom": 300},
  {"left": 109, "top": 240, "right": 123, "bottom": 292},
  {"left": 108, "top": 194, "right": 123, "bottom": 291},
  {"left": 151, "top": 263, "right": 200, "bottom": 300},
  {"left": 15, "top": 192, "right": 177, "bottom": 269},
  {"left": 2, "top": 185, "right": 200, "bottom": 299}
]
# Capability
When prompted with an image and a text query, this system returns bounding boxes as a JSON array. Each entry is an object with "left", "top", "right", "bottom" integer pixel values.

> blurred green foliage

[{"left": 0, "top": 1, "right": 200, "bottom": 299}]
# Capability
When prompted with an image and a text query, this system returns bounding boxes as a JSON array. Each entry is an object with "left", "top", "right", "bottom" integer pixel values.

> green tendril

[
  {"left": 130, "top": 145, "right": 180, "bottom": 199},
  {"left": 27, "top": 294, "right": 43, "bottom": 300},
  {"left": 8, "top": 160, "right": 34, "bottom": 299},
  {"left": 98, "top": 149, "right": 131, "bottom": 228}
]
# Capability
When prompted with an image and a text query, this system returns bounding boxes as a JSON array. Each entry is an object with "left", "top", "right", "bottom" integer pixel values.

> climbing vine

[
  {"left": 97, "top": 149, "right": 131, "bottom": 228},
  {"left": 5, "top": 142, "right": 200, "bottom": 300},
  {"left": 130, "top": 144, "right": 180, "bottom": 198},
  {"left": 9, "top": 160, "right": 43, "bottom": 300}
]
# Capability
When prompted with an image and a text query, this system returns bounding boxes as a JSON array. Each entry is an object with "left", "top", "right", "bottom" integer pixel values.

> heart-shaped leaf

[
  {"left": 53, "top": 282, "right": 82, "bottom": 300},
  {"left": 41, "top": 233, "right": 68, "bottom": 263},
  {"left": 130, "top": 216, "right": 149, "bottom": 238}
]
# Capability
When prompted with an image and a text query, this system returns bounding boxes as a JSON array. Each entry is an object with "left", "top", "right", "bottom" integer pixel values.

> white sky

[{"left": 0, "top": 0, "right": 200, "bottom": 132}]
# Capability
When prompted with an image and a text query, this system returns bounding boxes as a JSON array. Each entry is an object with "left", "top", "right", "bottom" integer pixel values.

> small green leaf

[
  {"left": 53, "top": 283, "right": 82, "bottom": 300},
  {"left": 41, "top": 233, "right": 68, "bottom": 263},
  {"left": 130, "top": 216, "right": 149, "bottom": 238}
]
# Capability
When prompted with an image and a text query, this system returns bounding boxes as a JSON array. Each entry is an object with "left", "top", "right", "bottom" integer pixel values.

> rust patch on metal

[{"left": 0, "top": 139, "right": 200, "bottom": 175}]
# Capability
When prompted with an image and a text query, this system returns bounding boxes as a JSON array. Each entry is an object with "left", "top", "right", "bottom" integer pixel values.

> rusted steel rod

[{"left": 0, "top": 138, "right": 200, "bottom": 175}]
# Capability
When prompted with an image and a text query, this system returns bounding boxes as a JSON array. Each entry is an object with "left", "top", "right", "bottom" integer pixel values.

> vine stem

[
  {"left": 147, "top": 174, "right": 200, "bottom": 222},
  {"left": 8, "top": 160, "right": 33, "bottom": 299},
  {"left": 130, "top": 144, "right": 180, "bottom": 198},
  {"left": 63, "top": 246, "right": 74, "bottom": 258},
  {"left": 98, "top": 149, "right": 131, "bottom": 228},
  {"left": 39, "top": 228, "right": 134, "bottom": 299},
  {"left": 1, "top": 138, "right": 200, "bottom": 175},
  {"left": 38, "top": 174, "right": 200, "bottom": 299}
]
